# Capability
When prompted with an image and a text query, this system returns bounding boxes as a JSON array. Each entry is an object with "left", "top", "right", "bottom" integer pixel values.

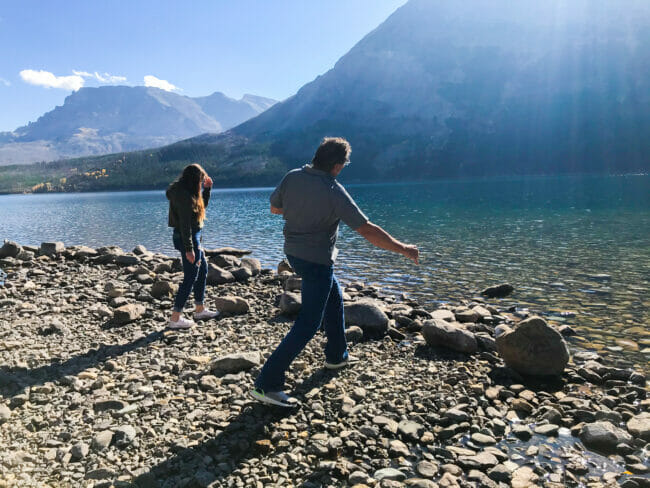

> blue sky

[{"left": 0, "top": 0, "right": 406, "bottom": 132}]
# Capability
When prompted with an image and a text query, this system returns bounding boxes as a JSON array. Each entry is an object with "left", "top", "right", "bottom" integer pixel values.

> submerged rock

[
  {"left": 481, "top": 283, "right": 514, "bottom": 298},
  {"left": 496, "top": 316, "right": 569, "bottom": 376},
  {"left": 579, "top": 421, "right": 633, "bottom": 454}
]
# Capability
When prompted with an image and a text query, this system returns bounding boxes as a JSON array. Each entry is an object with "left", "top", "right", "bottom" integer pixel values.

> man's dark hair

[{"left": 311, "top": 137, "right": 351, "bottom": 172}]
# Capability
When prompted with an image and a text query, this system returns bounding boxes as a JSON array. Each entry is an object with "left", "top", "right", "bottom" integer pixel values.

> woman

[{"left": 166, "top": 163, "right": 219, "bottom": 329}]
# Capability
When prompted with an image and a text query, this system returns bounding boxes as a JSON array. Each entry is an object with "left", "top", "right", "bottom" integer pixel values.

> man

[{"left": 251, "top": 137, "right": 419, "bottom": 407}]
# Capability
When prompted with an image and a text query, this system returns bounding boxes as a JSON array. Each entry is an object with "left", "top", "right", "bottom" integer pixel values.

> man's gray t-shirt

[{"left": 270, "top": 165, "right": 369, "bottom": 265}]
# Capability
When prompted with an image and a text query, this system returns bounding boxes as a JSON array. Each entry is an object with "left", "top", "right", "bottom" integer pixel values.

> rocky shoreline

[{"left": 0, "top": 241, "right": 648, "bottom": 488}]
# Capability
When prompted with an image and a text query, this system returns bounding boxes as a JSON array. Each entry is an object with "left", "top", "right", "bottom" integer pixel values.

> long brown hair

[{"left": 178, "top": 163, "right": 208, "bottom": 224}]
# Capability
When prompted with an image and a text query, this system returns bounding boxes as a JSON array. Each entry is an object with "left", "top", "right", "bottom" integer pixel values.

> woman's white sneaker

[
  {"left": 193, "top": 309, "right": 220, "bottom": 321},
  {"left": 167, "top": 316, "right": 195, "bottom": 329}
]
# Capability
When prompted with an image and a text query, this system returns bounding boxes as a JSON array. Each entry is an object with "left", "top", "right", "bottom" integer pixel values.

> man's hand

[
  {"left": 401, "top": 244, "right": 419, "bottom": 264},
  {"left": 186, "top": 250, "right": 195, "bottom": 264},
  {"left": 357, "top": 222, "right": 419, "bottom": 265},
  {"left": 271, "top": 205, "right": 283, "bottom": 215},
  {"left": 203, "top": 176, "right": 213, "bottom": 189}
]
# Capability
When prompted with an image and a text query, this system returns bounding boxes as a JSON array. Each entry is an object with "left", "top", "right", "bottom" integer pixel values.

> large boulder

[
  {"left": 481, "top": 283, "right": 514, "bottom": 298},
  {"left": 496, "top": 316, "right": 569, "bottom": 376},
  {"left": 279, "top": 292, "right": 301, "bottom": 315},
  {"left": 579, "top": 421, "right": 633, "bottom": 454},
  {"left": 211, "top": 352, "right": 261, "bottom": 375},
  {"left": 0, "top": 241, "right": 22, "bottom": 259},
  {"left": 422, "top": 319, "right": 478, "bottom": 354},
  {"left": 430, "top": 309, "right": 455, "bottom": 321},
  {"left": 277, "top": 259, "right": 293, "bottom": 274},
  {"left": 206, "top": 264, "right": 235, "bottom": 285},
  {"left": 213, "top": 296, "right": 249, "bottom": 315},
  {"left": 344, "top": 299, "right": 389, "bottom": 337}
]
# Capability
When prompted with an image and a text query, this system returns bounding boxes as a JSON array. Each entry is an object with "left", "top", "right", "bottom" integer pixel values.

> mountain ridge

[
  {"left": 2, "top": 0, "right": 649, "bottom": 193},
  {"left": 0, "top": 86, "right": 277, "bottom": 166}
]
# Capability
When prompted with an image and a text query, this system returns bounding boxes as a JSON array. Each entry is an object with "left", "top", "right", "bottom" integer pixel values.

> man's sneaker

[
  {"left": 167, "top": 316, "right": 195, "bottom": 329},
  {"left": 194, "top": 309, "right": 220, "bottom": 321},
  {"left": 250, "top": 388, "right": 298, "bottom": 408},
  {"left": 324, "top": 354, "right": 359, "bottom": 370}
]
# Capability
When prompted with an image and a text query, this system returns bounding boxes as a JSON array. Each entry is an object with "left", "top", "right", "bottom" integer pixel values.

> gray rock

[
  {"left": 151, "top": 280, "right": 176, "bottom": 299},
  {"left": 398, "top": 419, "right": 425, "bottom": 441},
  {"left": 210, "top": 254, "right": 241, "bottom": 268},
  {"left": 416, "top": 460, "right": 439, "bottom": 478},
  {"left": 430, "top": 309, "right": 455, "bottom": 321},
  {"left": 0, "top": 404, "right": 10, "bottom": 423},
  {"left": 39, "top": 241, "right": 64, "bottom": 256},
  {"left": 213, "top": 296, "right": 249, "bottom": 314},
  {"left": 627, "top": 413, "right": 650, "bottom": 441},
  {"left": 349, "top": 471, "right": 371, "bottom": 485},
  {"left": 92, "top": 430, "right": 114, "bottom": 451},
  {"left": 279, "top": 292, "right": 301, "bottom": 315},
  {"left": 579, "top": 421, "right": 633, "bottom": 454},
  {"left": 38, "top": 318, "right": 68, "bottom": 336},
  {"left": 114, "top": 425, "right": 137, "bottom": 448},
  {"left": 487, "top": 464, "right": 512, "bottom": 483},
  {"left": 241, "top": 257, "right": 262, "bottom": 276},
  {"left": 70, "top": 441, "right": 89, "bottom": 460},
  {"left": 277, "top": 259, "right": 293, "bottom": 274},
  {"left": 344, "top": 299, "right": 389, "bottom": 337},
  {"left": 206, "top": 264, "right": 235, "bottom": 285},
  {"left": 495, "top": 316, "right": 569, "bottom": 376},
  {"left": 85, "top": 468, "right": 116, "bottom": 480},
  {"left": 455, "top": 308, "right": 480, "bottom": 323},
  {"left": 132, "top": 245, "right": 148, "bottom": 255},
  {"left": 389, "top": 439, "right": 410, "bottom": 457},
  {"left": 115, "top": 254, "right": 140, "bottom": 266},
  {"left": 457, "top": 451, "right": 499, "bottom": 471},
  {"left": 211, "top": 352, "right": 261, "bottom": 375},
  {"left": 113, "top": 304, "right": 146, "bottom": 325},
  {"left": 0, "top": 240, "right": 21, "bottom": 258},
  {"left": 422, "top": 319, "right": 478, "bottom": 354},
  {"left": 232, "top": 266, "right": 253, "bottom": 282},
  {"left": 374, "top": 468, "right": 407, "bottom": 481},
  {"left": 481, "top": 283, "right": 514, "bottom": 298}
]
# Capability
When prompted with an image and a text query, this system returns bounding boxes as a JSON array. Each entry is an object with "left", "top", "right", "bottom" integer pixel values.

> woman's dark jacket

[{"left": 166, "top": 182, "right": 211, "bottom": 252}]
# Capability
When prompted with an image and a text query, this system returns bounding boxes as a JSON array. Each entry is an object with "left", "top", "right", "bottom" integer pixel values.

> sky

[{"left": 0, "top": 0, "right": 407, "bottom": 132}]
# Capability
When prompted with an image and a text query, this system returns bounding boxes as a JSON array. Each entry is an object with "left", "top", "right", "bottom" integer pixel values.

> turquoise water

[{"left": 1, "top": 175, "right": 649, "bottom": 368}]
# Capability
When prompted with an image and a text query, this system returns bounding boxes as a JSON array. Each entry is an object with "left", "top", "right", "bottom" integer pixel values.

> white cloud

[
  {"left": 19, "top": 69, "right": 84, "bottom": 91},
  {"left": 144, "top": 75, "right": 179, "bottom": 92},
  {"left": 73, "top": 70, "right": 127, "bottom": 84},
  {"left": 0, "top": 77, "right": 10, "bottom": 86}
]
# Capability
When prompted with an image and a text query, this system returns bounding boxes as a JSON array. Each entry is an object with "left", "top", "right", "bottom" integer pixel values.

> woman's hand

[
  {"left": 186, "top": 250, "right": 196, "bottom": 264},
  {"left": 203, "top": 176, "right": 213, "bottom": 189}
]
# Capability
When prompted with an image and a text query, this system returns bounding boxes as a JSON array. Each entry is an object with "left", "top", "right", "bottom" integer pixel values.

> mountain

[
  {"left": 0, "top": 86, "right": 276, "bottom": 166},
  {"left": 2, "top": 0, "right": 649, "bottom": 193}
]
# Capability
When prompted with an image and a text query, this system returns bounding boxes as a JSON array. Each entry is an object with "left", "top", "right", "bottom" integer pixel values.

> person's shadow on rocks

[
  {"left": 0, "top": 330, "right": 164, "bottom": 398},
  {"left": 133, "top": 364, "right": 343, "bottom": 488}
]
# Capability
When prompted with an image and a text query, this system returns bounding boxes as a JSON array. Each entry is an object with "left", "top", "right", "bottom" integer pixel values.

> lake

[{"left": 1, "top": 175, "right": 649, "bottom": 370}]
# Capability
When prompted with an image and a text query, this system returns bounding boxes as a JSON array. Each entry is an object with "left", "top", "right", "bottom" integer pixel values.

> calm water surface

[{"left": 1, "top": 175, "right": 648, "bottom": 369}]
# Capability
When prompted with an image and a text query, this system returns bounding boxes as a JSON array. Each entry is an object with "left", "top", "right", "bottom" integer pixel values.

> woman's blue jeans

[
  {"left": 172, "top": 229, "right": 208, "bottom": 313},
  {"left": 255, "top": 254, "right": 349, "bottom": 392}
]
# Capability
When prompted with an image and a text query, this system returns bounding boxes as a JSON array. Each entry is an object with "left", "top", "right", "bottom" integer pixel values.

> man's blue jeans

[
  {"left": 255, "top": 254, "right": 349, "bottom": 392},
  {"left": 172, "top": 229, "right": 208, "bottom": 313}
]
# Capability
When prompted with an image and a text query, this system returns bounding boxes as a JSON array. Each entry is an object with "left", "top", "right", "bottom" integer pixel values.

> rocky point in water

[{"left": 0, "top": 240, "right": 648, "bottom": 487}]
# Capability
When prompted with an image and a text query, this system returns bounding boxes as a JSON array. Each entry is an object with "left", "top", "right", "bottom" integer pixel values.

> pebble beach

[{"left": 0, "top": 241, "right": 648, "bottom": 488}]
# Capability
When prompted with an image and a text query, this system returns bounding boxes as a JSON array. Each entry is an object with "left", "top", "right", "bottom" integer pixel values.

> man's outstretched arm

[
  {"left": 356, "top": 222, "right": 419, "bottom": 264},
  {"left": 270, "top": 205, "right": 283, "bottom": 215}
]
